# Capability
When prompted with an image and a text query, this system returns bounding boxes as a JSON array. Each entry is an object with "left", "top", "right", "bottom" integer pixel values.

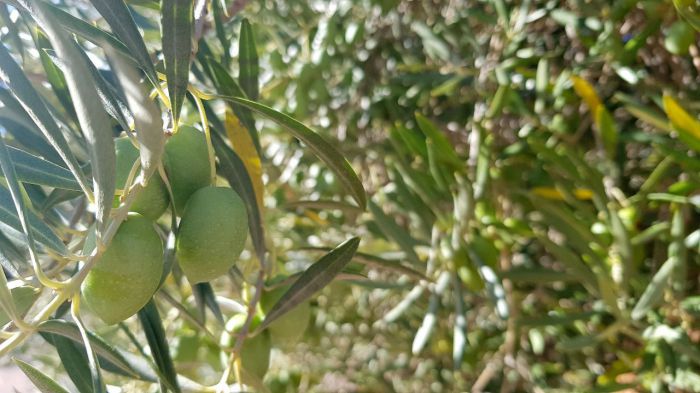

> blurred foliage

[{"left": 2, "top": 0, "right": 700, "bottom": 392}]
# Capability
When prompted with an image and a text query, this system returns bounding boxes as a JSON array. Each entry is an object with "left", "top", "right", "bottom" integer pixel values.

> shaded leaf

[
  {"left": 0, "top": 42, "right": 91, "bottom": 197},
  {"left": 212, "top": 95, "right": 367, "bottom": 209},
  {"left": 368, "top": 200, "right": 421, "bottom": 265},
  {"left": 161, "top": 0, "right": 194, "bottom": 125},
  {"left": 238, "top": 19, "right": 259, "bottom": 100},
  {"left": 31, "top": 1, "right": 116, "bottom": 235},
  {"left": 137, "top": 300, "right": 181, "bottom": 393},
  {"left": 261, "top": 237, "right": 360, "bottom": 330},
  {"left": 38, "top": 320, "right": 153, "bottom": 381},
  {"left": 89, "top": 0, "right": 158, "bottom": 86},
  {"left": 14, "top": 358, "right": 71, "bottom": 393},
  {"left": 7, "top": 146, "right": 81, "bottom": 190}
]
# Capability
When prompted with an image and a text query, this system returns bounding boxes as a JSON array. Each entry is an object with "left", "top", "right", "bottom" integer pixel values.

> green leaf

[
  {"left": 137, "top": 300, "right": 181, "bottom": 393},
  {"left": 238, "top": 19, "right": 259, "bottom": 101},
  {"left": 7, "top": 146, "right": 81, "bottom": 190},
  {"left": 300, "top": 247, "right": 427, "bottom": 280},
  {"left": 34, "top": 31, "right": 77, "bottom": 123},
  {"left": 63, "top": 48, "right": 133, "bottom": 136},
  {"left": 368, "top": 200, "right": 422, "bottom": 265},
  {"left": 412, "top": 271, "right": 450, "bottom": 355},
  {"left": 106, "top": 47, "right": 164, "bottom": 178},
  {"left": 192, "top": 282, "right": 225, "bottom": 325},
  {"left": 211, "top": 131, "right": 266, "bottom": 261},
  {"left": 31, "top": 0, "right": 116, "bottom": 235},
  {"left": 9, "top": 0, "right": 133, "bottom": 59},
  {"left": 261, "top": 237, "right": 360, "bottom": 330},
  {"left": 415, "top": 113, "right": 463, "bottom": 170},
  {"left": 14, "top": 358, "right": 71, "bottom": 393},
  {"left": 0, "top": 285, "right": 40, "bottom": 326},
  {"left": 161, "top": 0, "right": 194, "bottom": 125},
  {"left": 0, "top": 42, "right": 91, "bottom": 197},
  {"left": 71, "top": 312, "right": 107, "bottom": 393},
  {"left": 48, "top": 333, "right": 94, "bottom": 393},
  {"left": 214, "top": 95, "right": 367, "bottom": 209},
  {"left": 283, "top": 199, "right": 364, "bottom": 213},
  {"left": 89, "top": 0, "right": 159, "bottom": 86},
  {"left": 38, "top": 319, "right": 153, "bottom": 381},
  {"left": 0, "top": 178, "right": 66, "bottom": 255},
  {"left": 202, "top": 58, "right": 260, "bottom": 154},
  {"left": 594, "top": 106, "right": 618, "bottom": 159},
  {"left": 467, "top": 246, "right": 508, "bottom": 319}
]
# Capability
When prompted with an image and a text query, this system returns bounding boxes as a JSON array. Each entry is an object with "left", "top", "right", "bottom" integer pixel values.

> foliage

[{"left": 0, "top": 0, "right": 700, "bottom": 392}]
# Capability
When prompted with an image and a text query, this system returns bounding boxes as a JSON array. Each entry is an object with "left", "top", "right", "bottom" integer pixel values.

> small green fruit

[
  {"left": 114, "top": 137, "right": 169, "bottom": 220},
  {"left": 261, "top": 286, "right": 310, "bottom": 346},
  {"left": 163, "top": 126, "right": 212, "bottom": 214},
  {"left": 665, "top": 21, "right": 695, "bottom": 56},
  {"left": 220, "top": 314, "right": 271, "bottom": 382},
  {"left": 82, "top": 214, "right": 164, "bottom": 324},
  {"left": 176, "top": 186, "right": 248, "bottom": 283}
]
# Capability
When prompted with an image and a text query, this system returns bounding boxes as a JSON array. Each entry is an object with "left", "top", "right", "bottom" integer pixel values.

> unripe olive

[
  {"left": 82, "top": 214, "right": 164, "bottom": 324},
  {"left": 220, "top": 314, "right": 271, "bottom": 382},
  {"left": 175, "top": 186, "right": 248, "bottom": 284},
  {"left": 665, "top": 21, "right": 695, "bottom": 56},
  {"left": 260, "top": 286, "right": 310, "bottom": 346},
  {"left": 114, "top": 137, "right": 169, "bottom": 220},
  {"left": 163, "top": 126, "right": 212, "bottom": 214}
]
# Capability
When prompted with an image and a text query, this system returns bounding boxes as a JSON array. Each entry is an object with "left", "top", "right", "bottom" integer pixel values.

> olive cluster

[{"left": 81, "top": 126, "right": 248, "bottom": 325}]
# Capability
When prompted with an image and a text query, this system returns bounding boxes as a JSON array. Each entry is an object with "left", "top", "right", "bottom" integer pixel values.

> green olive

[
  {"left": 114, "top": 137, "right": 169, "bottom": 220},
  {"left": 175, "top": 186, "right": 248, "bottom": 284},
  {"left": 82, "top": 214, "right": 164, "bottom": 324},
  {"left": 260, "top": 285, "right": 310, "bottom": 346},
  {"left": 220, "top": 314, "right": 271, "bottom": 382},
  {"left": 665, "top": 21, "right": 696, "bottom": 56},
  {"left": 163, "top": 126, "right": 212, "bottom": 214}
]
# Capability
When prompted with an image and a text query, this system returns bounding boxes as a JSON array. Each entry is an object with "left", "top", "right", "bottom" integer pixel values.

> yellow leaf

[
  {"left": 531, "top": 187, "right": 593, "bottom": 201},
  {"left": 571, "top": 76, "right": 601, "bottom": 112},
  {"left": 225, "top": 110, "right": 264, "bottom": 212},
  {"left": 662, "top": 94, "right": 700, "bottom": 140}
]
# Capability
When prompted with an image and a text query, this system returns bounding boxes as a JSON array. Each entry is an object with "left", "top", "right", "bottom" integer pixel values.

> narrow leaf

[
  {"left": 89, "top": 0, "right": 159, "bottom": 86},
  {"left": 161, "top": 0, "right": 194, "bottom": 125},
  {"left": 0, "top": 140, "right": 66, "bottom": 254},
  {"left": 0, "top": 42, "right": 91, "bottom": 197},
  {"left": 202, "top": 59, "right": 260, "bottom": 153},
  {"left": 8, "top": 146, "right": 81, "bottom": 190},
  {"left": 137, "top": 300, "right": 181, "bottom": 393},
  {"left": 300, "top": 247, "right": 427, "bottom": 280},
  {"left": 368, "top": 200, "right": 421, "bottom": 265},
  {"left": 214, "top": 95, "right": 366, "bottom": 209},
  {"left": 192, "top": 282, "right": 225, "bottom": 325},
  {"left": 38, "top": 319, "right": 152, "bottom": 381},
  {"left": 238, "top": 19, "right": 259, "bottom": 100},
  {"left": 261, "top": 237, "right": 360, "bottom": 330},
  {"left": 225, "top": 111, "right": 263, "bottom": 213},
  {"left": 571, "top": 75, "right": 601, "bottom": 112},
  {"left": 14, "top": 358, "right": 71, "bottom": 393},
  {"left": 31, "top": 0, "right": 116, "bottom": 235}
]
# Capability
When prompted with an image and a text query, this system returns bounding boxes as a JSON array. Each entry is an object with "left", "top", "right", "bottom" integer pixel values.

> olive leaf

[
  {"left": 30, "top": 0, "right": 116, "bottom": 235},
  {"left": 161, "top": 0, "right": 194, "bottom": 126},
  {"left": 212, "top": 95, "right": 367, "bottom": 209},
  {"left": 137, "top": 300, "right": 181, "bottom": 393},
  {"left": 89, "top": 0, "right": 159, "bottom": 87},
  {"left": 0, "top": 42, "right": 91, "bottom": 197},
  {"left": 14, "top": 358, "right": 71, "bottom": 393},
  {"left": 260, "top": 237, "right": 360, "bottom": 331},
  {"left": 238, "top": 19, "right": 259, "bottom": 101}
]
